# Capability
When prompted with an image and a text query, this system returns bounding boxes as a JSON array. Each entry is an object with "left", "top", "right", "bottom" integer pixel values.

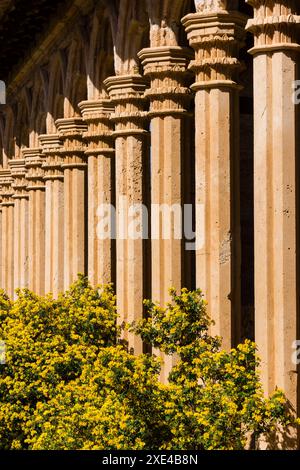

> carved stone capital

[
  {"left": 194, "top": 0, "right": 239, "bottom": 14},
  {"left": 9, "top": 159, "right": 29, "bottom": 200},
  {"left": 23, "top": 148, "right": 46, "bottom": 191},
  {"left": 104, "top": 75, "right": 148, "bottom": 138},
  {"left": 194, "top": 0, "right": 238, "bottom": 13},
  {"left": 78, "top": 100, "right": 115, "bottom": 157},
  {"left": 39, "top": 134, "right": 64, "bottom": 181},
  {"left": 0, "top": 169, "right": 14, "bottom": 207},
  {"left": 55, "top": 117, "right": 87, "bottom": 170},
  {"left": 182, "top": 11, "right": 246, "bottom": 90},
  {"left": 138, "top": 46, "right": 193, "bottom": 117},
  {"left": 246, "top": 0, "right": 298, "bottom": 10},
  {"left": 245, "top": 0, "right": 300, "bottom": 53}
]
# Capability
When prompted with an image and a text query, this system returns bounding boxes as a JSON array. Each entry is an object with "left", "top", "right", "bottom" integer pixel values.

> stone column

[
  {"left": 104, "top": 75, "right": 149, "bottom": 354},
  {"left": 138, "top": 46, "right": 193, "bottom": 380},
  {"left": 79, "top": 100, "right": 115, "bottom": 286},
  {"left": 9, "top": 159, "right": 29, "bottom": 292},
  {"left": 138, "top": 47, "right": 192, "bottom": 303},
  {"left": 0, "top": 203, "right": 1, "bottom": 288},
  {"left": 23, "top": 148, "right": 46, "bottom": 295},
  {"left": 182, "top": 7, "right": 246, "bottom": 348},
  {"left": 246, "top": 0, "right": 300, "bottom": 429},
  {"left": 55, "top": 118, "right": 87, "bottom": 290},
  {"left": 40, "top": 134, "right": 64, "bottom": 296},
  {"left": 0, "top": 170, "right": 14, "bottom": 297}
]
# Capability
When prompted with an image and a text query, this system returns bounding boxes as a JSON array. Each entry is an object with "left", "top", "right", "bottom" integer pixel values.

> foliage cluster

[{"left": 0, "top": 277, "right": 295, "bottom": 449}]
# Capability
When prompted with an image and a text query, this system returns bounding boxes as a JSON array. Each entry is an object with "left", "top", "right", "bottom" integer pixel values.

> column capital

[
  {"left": 39, "top": 133, "right": 62, "bottom": 151},
  {"left": 104, "top": 75, "right": 147, "bottom": 101},
  {"left": 246, "top": 0, "right": 298, "bottom": 8},
  {"left": 55, "top": 117, "right": 88, "bottom": 170},
  {"left": 138, "top": 46, "right": 193, "bottom": 73},
  {"left": 0, "top": 169, "right": 14, "bottom": 207},
  {"left": 182, "top": 11, "right": 247, "bottom": 90},
  {"left": 79, "top": 99, "right": 114, "bottom": 122},
  {"left": 23, "top": 147, "right": 46, "bottom": 191},
  {"left": 104, "top": 75, "right": 148, "bottom": 137},
  {"left": 8, "top": 158, "right": 29, "bottom": 199},
  {"left": 9, "top": 159, "right": 29, "bottom": 200},
  {"left": 78, "top": 99, "right": 115, "bottom": 157},
  {"left": 55, "top": 117, "right": 87, "bottom": 140},
  {"left": 246, "top": 1, "right": 300, "bottom": 54},
  {"left": 138, "top": 46, "right": 193, "bottom": 117},
  {"left": 39, "top": 133, "right": 64, "bottom": 181}
]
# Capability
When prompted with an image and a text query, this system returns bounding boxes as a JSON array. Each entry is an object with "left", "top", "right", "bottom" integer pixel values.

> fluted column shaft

[
  {"left": 23, "top": 148, "right": 46, "bottom": 295},
  {"left": 79, "top": 100, "right": 115, "bottom": 286},
  {"left": 138, "top": 46, "right": 193, "bottom": 379},
  {"left": 9, "top": 159, "right": 29, "bottom": 292},
  {"left": 139, "top": 47, "right": 192, "bottom": 302},
  {"left": 40, "top": 134, "right": 64, "bottom": 296},
  {"left": 246, "top": 0, "right": 300, "bottom": 427},
  {"left": 183, "top": 10, "right": 246, "bottom": 348},
  {"left": 56, "top": 118, "right": 87, "bottom": 290},
  {"left": 0, "top": 205, "right": 1, "bottom": 288},
  {"left": 104, "top": 75, "right": 149, "bottom": 354},
  {"left": 0, "top": 170, "right": 14, "bottom": 297}
]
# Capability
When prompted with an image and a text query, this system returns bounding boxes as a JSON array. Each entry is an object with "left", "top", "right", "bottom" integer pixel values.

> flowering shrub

[{"left": 0, "top": 278, "right": 296, "bottom": 449}]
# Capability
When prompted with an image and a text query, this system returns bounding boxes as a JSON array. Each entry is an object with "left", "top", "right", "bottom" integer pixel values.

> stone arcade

[{"left": 0, "top": 0, "right": 300, "bottom": 448}]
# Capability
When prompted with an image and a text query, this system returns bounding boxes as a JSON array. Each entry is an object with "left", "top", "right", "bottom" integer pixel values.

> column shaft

[
  {"left": 55, "top": 118, "right": 87, "bottom": 290},
  {"left": 105, "top": 75, "right": 149, "bottom": 354},
  {"left": 9, "top": 159, "right": 29, "bottom": 292},
  {"left": 24, "top": 148, "right": 46, "bottom": 295},
  {"left": 183, "top": 10, "right": 246, "bottom": 348},
  {"left": 79, "top": 100, "right": 115, "bottom": 286},
  {"left": 40, "top": 134, "right": 65, "bottom": 296},
  {"left": 195, "top": 87, "right": 240, "bottom": 345},
  {"left": 0, "top": 170, "right": 14, "bottom": 297},
  {"left": 139, "top": 46, "right": 193, "bottom": 379},
  {"left": 246, "top": 1, "right": 300, "bottom": 424}
]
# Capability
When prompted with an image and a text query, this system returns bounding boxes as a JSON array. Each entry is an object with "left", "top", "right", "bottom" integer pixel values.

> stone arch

[
  {"left": 46, "top": 53, "right": 65, "bottom": 133},
  {"left": 64, "top": 31, "right": 87, "bottom": 118},
  {"left": 27, "top": 75, "right": 47, "bottom": 148},
  {"left": 2, "top": 106, "right": 14, "bottom": 165},
  {"left": 35, "top": 110, "right": 47, "bottom": 143},
  {"left": 113, "top": 0, "right": 150, "bottom": 75},
  {"left": 87, "top": 4, "right": 115, "bottom": 100},
  {"left": 146, "top": 0, "right": 195, "bottom": 47},
  {"left": 14, "top": 90, "right": 30, "bottom": 159}
]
